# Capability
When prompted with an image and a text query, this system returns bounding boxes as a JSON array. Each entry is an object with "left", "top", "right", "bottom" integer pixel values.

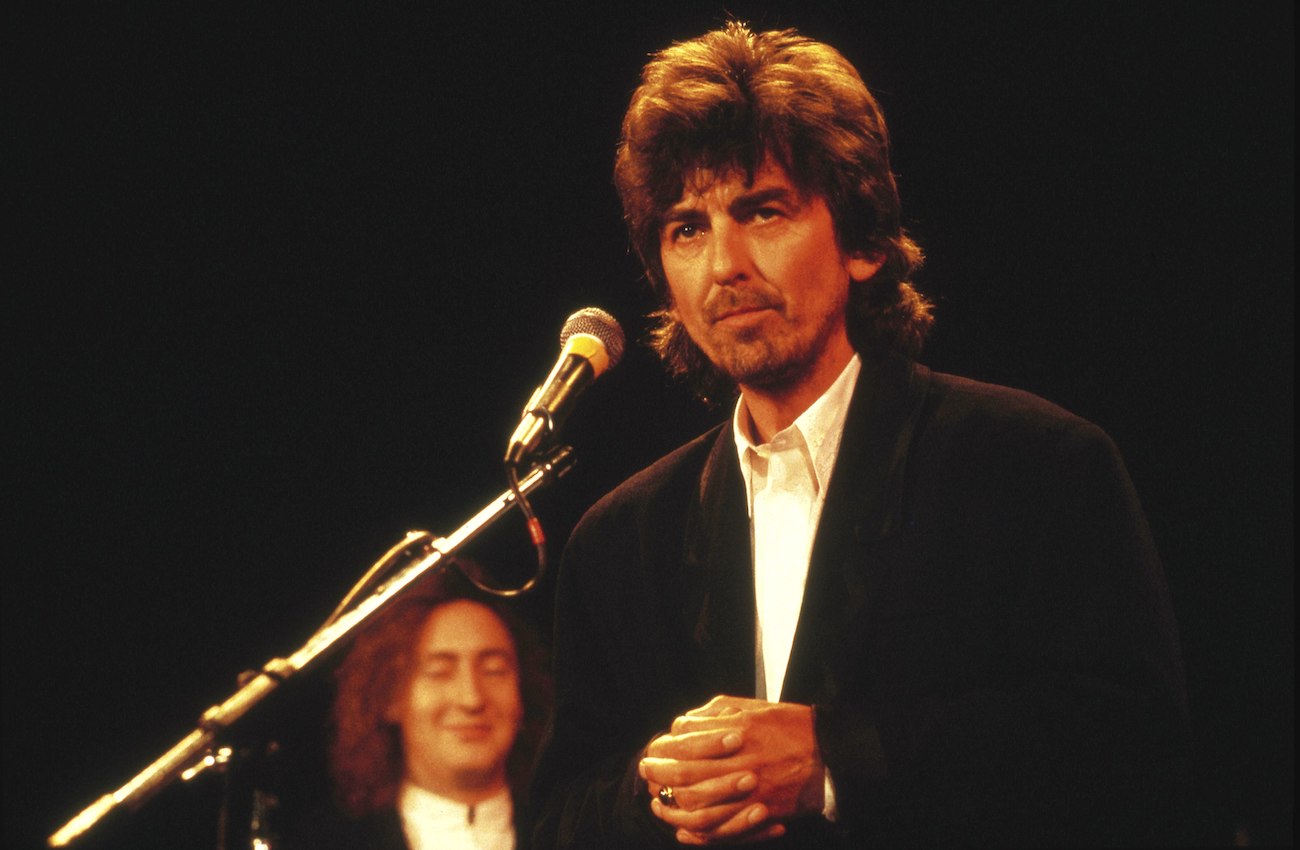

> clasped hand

[{"left": 639, "top": 695, "right": 824, "bottom": 845}]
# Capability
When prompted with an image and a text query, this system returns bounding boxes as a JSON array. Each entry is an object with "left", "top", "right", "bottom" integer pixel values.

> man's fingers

[
  {"left": 676, "top": 821, "right": 786, "bottom": 846},
  {"left": 651, "top": 797, "right": 750, "bottom": 834},
  {"left": 658, "top": 770, "right": 757, "bottom": 811},
  {"left": 671, "top": 802, "right": 785, "bottom": 845},
  {"left": 645, "top": 728, "right": 743, "bottom": 760},
  {"left": 642, "top": 756, "right": 743, "bottom": 788},
  {"left": 672, "top": 713, "right": 740, "bottom": 735},
  {"left": 682, "top": 695, "right": 764, "bottom": 718},
  {"left": 683, "top": 695, "right": 746, "bottom": 718}
]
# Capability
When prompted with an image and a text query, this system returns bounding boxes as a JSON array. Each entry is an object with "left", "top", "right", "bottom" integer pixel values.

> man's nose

[
  {"left": 710, "top": 220, "right": 750, "bottom": 285},
  {"left": 451, "top": 669, "right": 486, "bottom": 709}
]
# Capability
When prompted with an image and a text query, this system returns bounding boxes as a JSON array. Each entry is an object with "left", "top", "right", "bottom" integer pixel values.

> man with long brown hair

[
  {"left": 303, "top": 571, "right": 549, "bottom": 850},
  {"left": 531, "top": 22, "right": 1188, "bottom": 848}
]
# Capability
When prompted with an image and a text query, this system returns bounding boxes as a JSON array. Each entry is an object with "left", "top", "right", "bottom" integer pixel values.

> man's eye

[
  {"left": 480, "top": 659, "right": 515, "bottom": 677},
  {"left": 753, "top": 207, "right": 781, "bottom": 221},
  {"left": 670, "top": 223, "right": 701, "bottom": 242}
]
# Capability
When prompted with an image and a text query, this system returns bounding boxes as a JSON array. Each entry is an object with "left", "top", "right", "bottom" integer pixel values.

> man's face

[
  {"left": 388, "top": 600, "right": 523, "bottom": 799},
  {"left": 658, "top": 158, "right": 881, "bottom": 392}
]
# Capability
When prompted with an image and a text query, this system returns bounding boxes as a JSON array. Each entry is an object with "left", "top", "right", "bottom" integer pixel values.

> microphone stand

[{"left": 48, "top": 445, "right": 575, "bottom": 848}]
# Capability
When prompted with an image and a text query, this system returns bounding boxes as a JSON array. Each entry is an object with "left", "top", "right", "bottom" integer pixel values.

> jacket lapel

[
  {"left": 782, "top": 352, "right": 931, "bottom": 704},
  {"left": 679, "top": 423, "right": 757, "bottom": 699}
]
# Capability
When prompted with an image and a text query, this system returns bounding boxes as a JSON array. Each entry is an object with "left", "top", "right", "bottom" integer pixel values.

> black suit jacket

[
  {"left": 288, "top": 806, "right": 410, "bottom": 850},
  {"left": 531, "top": 352, "right": 1189, "bottom": 848}
]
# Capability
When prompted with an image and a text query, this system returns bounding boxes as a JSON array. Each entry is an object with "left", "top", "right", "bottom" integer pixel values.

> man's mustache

[{"left": 704, "top": 289, "right": 783, "bottom": 322}]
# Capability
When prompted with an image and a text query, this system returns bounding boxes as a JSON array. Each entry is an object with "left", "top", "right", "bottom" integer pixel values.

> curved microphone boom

[{"left": 505, "top": 307, "right": 625, "bottom": 467}]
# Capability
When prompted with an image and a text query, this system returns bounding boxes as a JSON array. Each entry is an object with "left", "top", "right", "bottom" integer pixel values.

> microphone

[{"left": 505, "top": 307, "right": 625, "bottom": 467}]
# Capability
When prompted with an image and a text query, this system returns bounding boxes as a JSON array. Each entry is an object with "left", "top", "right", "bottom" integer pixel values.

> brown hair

[
  {"left": 615, "top": 21, "right": 933, "bottom": 401},
  {"left": 328, "top": 569, "right": 551, "bottom": 816}
]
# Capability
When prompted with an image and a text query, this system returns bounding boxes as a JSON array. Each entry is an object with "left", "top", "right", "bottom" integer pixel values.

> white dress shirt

[
  {"left": 398, "top": 782, "right": 514, "bottom": 850},
  {"left": 734, "top": 354, "right": 860, "bottom": 702},
  {"left": 733, "top": 353, "right": 860, "bottom": 820}
]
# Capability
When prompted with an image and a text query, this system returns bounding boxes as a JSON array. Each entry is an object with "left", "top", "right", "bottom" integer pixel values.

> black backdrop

[{"left": 8, "top": 2, "right": 1292, "bottom": 847}]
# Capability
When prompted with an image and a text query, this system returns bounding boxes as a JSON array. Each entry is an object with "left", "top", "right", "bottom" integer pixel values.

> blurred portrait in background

[{"left": 297, "top": 569, "right": 550, "bottom": 850}]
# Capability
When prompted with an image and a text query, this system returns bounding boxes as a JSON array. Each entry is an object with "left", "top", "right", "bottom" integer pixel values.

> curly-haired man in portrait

[{"left": 305, "top": 572, "right": 550, "bottom": 850}]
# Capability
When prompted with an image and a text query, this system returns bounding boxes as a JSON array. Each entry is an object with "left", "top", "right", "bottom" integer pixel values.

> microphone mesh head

[{"left": 560, "top": 307, "right": 626, "bottom": 368}]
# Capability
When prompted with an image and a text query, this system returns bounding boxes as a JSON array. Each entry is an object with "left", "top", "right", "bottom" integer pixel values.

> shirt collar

[
  {"left": 399, "top": 781, "right": 512, "bottom": 828},
  {"left": 733, "top": 354, "right": 861, "bottom": 504}
]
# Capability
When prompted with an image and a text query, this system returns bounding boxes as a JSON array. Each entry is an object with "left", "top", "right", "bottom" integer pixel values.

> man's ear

[{"left": 847, "top": 252, "right": 885, "bottom": 283}]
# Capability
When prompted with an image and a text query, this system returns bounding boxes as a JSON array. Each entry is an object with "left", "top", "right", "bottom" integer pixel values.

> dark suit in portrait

[{"left": 531, "top": 351, "right": 1189, "bottom": 848}]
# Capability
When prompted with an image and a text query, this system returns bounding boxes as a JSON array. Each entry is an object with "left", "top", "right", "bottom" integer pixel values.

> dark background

[{"left": 8, "top": 2, "right": 1292, "bottom": 847}]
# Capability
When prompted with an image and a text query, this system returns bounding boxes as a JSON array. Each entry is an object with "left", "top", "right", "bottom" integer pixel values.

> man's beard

[{"left": 705, "top": 310, "right": 842, "bottom": 391}]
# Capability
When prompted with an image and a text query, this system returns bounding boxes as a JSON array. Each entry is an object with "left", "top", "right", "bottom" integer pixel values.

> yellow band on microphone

[{"left": 561, "top": 333, "right": 611, "bottom": 377}]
